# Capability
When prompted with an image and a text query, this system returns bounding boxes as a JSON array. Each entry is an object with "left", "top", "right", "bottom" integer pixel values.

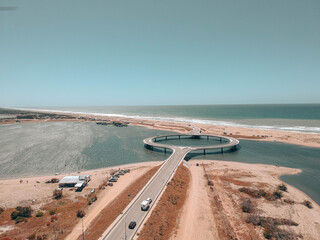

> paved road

[
  {"left": 100, "top": 147, "right": 190, "bottom": 240},
  {"left": 100, "top": 128, "right": 239, "bottom": 240}
]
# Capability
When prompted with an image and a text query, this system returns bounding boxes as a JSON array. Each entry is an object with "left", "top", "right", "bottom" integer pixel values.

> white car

[{"left": 146, "top": 198, "right": 152, "bottom": 204}]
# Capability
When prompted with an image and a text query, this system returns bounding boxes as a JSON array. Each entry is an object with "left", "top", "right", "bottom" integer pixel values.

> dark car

[{"left": 128, "top": 221, "right": 136, "bottom": 229}]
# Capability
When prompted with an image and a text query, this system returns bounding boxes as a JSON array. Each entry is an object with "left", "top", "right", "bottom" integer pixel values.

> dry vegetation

[
  {"left": 0, "top": 197, "right": 88, "bottom": 239},
  {"left": 137, "top": 164, "right": 190, "bottom": 240},
  {"left": 202, "top": 161, "right": 320, "bottom": 239},
  {"left": 201, "top": 162, "right": 317, "bottom": 240},
  {"left": 79, "top": 165, "right": 160, "bottom": 240}
]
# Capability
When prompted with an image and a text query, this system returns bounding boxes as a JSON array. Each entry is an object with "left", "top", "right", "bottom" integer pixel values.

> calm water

[
  {"left": 26, "top": 104, "right": 320, "bottom": 134},
  {"left": 185, "top": 139, "right": 320, "bottom": 204},
  {"left": 0, "top": 122, "right": 173, "bottom": 178},
  {"left": 1, "top": 121, "right": 320, "bottom": 204}
]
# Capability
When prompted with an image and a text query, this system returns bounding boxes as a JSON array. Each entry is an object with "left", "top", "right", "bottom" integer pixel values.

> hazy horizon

[
  {"left": 2, "top": 102, "right": 320, "bottom": 109},
  {"left": 1, "top": 0, "right": 320, "bottom": 107}
]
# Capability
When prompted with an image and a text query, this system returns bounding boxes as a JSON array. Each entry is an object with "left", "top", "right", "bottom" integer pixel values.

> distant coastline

[
  {"left": 1, "top": 106, "right": 320, "bottom": 148},
  {"left": 6, "top": 104, "right": 320, "bottom": 134}
]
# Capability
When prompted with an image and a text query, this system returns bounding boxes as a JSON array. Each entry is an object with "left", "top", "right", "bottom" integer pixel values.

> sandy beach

[{"left": 2, "top": 111, "right": 320, "bottom": 148}]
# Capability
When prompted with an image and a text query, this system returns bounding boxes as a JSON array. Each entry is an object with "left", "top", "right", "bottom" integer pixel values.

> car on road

[
  {"left": 141, "top": 200, "right": 150, "bottom": 211},
  {"left": 128, "top": 221, "right": 136, "bottom": 229},
  {"left": 146, "top": 197, "right": 152, "bottom": 204}
]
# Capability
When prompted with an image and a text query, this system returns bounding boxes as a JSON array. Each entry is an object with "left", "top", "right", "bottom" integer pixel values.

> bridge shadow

[
  {"left": 144, "top": 145, "right": 173, "bottom": 155},
  {"left": 184, "top": 145, "right": 241, "bottom": 161}
]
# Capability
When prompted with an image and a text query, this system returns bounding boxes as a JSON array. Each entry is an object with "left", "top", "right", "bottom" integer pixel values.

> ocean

[{"left": 25, "top": 104, "right": 320, "bottom": 134}]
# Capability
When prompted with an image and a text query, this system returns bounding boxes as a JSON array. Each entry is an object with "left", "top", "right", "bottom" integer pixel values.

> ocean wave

[{"left": 13, "top": 107, "right": 320, "bottom": 134}]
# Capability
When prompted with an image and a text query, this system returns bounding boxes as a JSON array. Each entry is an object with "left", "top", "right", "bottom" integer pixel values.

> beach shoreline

[{"left": 1, "top": 109, "right": 320, "bottom": 148}]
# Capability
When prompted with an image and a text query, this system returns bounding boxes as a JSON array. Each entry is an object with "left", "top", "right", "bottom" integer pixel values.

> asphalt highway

[{"left": 100, "top": 147, "right": 190, "bottom": 240}]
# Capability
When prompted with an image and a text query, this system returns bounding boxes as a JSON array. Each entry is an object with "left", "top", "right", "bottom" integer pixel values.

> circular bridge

[{"left": 143, "top": 134, "right": 240, "bottom": 155}]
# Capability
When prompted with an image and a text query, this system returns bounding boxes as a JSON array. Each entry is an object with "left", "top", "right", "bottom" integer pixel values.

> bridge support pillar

[
  {"left": 164, "top": 148, "right": 166, "bottom": 154},
  {"left": 154, "top": 138, "right": 157, "bottom": 142},
  {"left": 179, "top": 135, "right": 180, "bottom": 140},
  {"left": 207, "top": 136, "right": 209, "bottom": 141},
  {"left": 165, "top": 136, "right": 167, "bottom": 140},
  {"left": 204, "top": 149, "right": 206, "bottom": 155},
  {"left": 221, "top": 148, "right": 224, "bottom": 154},
  {"left": 220, "top": 137, "right": 222, "bottom": 142}
]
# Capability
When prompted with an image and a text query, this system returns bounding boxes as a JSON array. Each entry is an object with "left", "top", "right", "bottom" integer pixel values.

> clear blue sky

[{"left": 1, "top": 0, "right": 320, "bottom": 107}]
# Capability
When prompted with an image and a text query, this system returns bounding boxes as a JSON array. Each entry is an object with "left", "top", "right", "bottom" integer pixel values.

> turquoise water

[
  {"left": 186, "top": 140, "right": 320, "bottom": 205},
  {"left": 26, "top": 104, "right": 320, "bottom": 134},
  {"left": 0, "top": 122, "right": 173, "bottom": 178}
]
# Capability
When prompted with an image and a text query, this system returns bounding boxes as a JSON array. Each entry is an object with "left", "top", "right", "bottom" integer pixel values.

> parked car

[
  {"left": 128, "top": 221, "right": 136, "bottom": 229},
  {"left": 90, "top": 188, "right": 95, "bottom": 193},
  {"left": 146, "top": 198, "right": 152, "bottom": 204},
  {"left": 107, "top": 182, "right": 113, "bottom": 186},
  {"left": 109, "top": 178, "right": 117, "bottom": 182}
]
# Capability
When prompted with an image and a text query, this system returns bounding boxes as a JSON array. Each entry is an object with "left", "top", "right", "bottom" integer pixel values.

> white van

[{"left": 141, "top": 200, "right": 149, "bottom": 211}]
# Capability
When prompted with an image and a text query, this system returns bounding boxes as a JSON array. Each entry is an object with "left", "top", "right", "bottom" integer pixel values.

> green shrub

[
  {"left": 11, "top": 206, "right": 32, "bottom": 220},
  {"left": 284, "top": 199, "right": 295, "bottom": 204},
  {"left": 273, "top": 191, "right": 283, "bottom": 199},
  {"left": 238, "top": 187, "right": 266, "bottom": 198},
  {"left": 278, "top": 184, "right": 287, "bottom": 192},
  {"left": 11, "top": 210, "right": 19, "bottom": 220},
  {"left": 87, "top": 193, "right": 97, "bottom": 205},
  {"left": 303, "top": 200, "right": 313, "bottom": 209},
  {"left": 263, "top": 227, "right": 273, "bottom": 239},
  {"left": 241, "top": 198, "right": 253, "bottom": 213},
  {"left": 36, "top": 211, "right": 44, "bottom": 217},
  {"left": 49, "top": 209, "right": 56, "bottom": 215},
  {"left": 15, "top": 216, "right": 25, "bottom": 224},
  {"left": 16, "top": 206, "right": 32, "bottom": 218},
  {"left": 53, "top": 189, "right": 62, "bottom": 199},
  {"left": 77, "top": 210, "right": 85, "bottom": 218}
]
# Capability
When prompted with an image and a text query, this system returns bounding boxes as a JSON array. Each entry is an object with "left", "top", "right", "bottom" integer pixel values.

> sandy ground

[
  {"left": 171, "top": 160, "right": 320, "bottom": 240},
  {"left": 0, "top": 161, "right": 161, "bottom": 236},
  {"left": 170, "top": 161, "right": 218, "bottom": 240}
]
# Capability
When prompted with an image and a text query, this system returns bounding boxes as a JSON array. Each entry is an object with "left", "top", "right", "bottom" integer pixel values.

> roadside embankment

[
  {"left": 137, "top": 163, "right": 190, "bottom": 240},
  {"left": 76, "top": 164, "right": 161, "bottom": 240}
]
